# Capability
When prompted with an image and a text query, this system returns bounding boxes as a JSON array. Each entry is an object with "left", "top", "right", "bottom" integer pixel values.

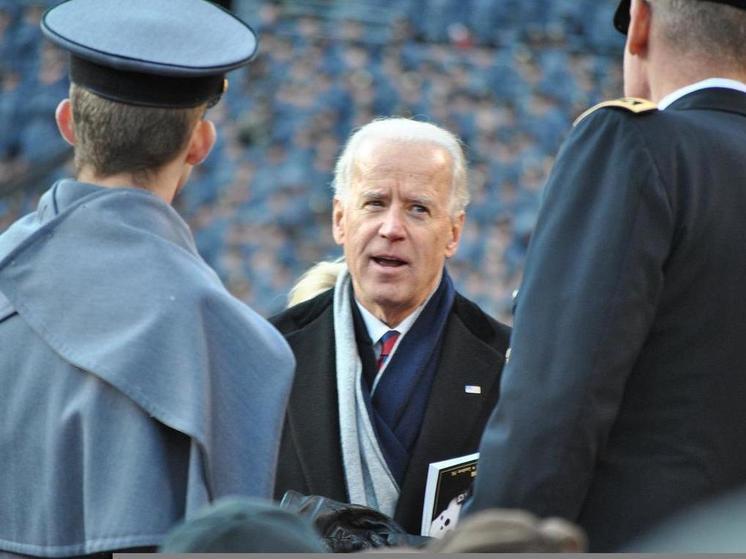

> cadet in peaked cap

[
  {"left": 0, "top": 1, "right": 296, "bottom": 557},
  {"left": 467, "top": 0, "right": 746, "bottom": 552},
  {"left": 41, "top": 0, "right": 257, "bottom": 107}
]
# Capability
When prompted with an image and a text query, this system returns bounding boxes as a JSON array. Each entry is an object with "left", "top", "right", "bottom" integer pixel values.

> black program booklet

[{"left": 420, "top": 452, "right": 479, "bottom": 537}]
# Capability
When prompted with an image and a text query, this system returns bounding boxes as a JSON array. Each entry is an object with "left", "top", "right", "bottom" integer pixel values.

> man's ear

[
  {"left": 445, "top": 211, "right": 465, "bottom": 258},
  {"left": 627, "top": 0, "right": 651, "bottom": 57},
  {"left": 332, "top": 197, "right": 346, "bottom": 246},
  {"left": 55, "top": 99, "right": 75, "bottom": 146},
  {"left": 185, "top": 119, "right": 216, "bottom": 166}
]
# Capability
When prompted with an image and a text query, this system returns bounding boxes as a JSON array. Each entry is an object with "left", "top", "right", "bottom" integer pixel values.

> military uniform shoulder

[{"left": 574, "top": 97, "right": 658, "bottom": 127}]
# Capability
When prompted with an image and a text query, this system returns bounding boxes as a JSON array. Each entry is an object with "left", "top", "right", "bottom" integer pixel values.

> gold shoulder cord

[{"left": 573, "top": 97, "right": 657, "bottom": 126}]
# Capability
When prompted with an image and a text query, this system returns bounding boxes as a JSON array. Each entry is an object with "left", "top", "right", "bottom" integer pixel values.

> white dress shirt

[
  {"left": 657, "top": 78, "right": 746, "bottom": 110},
  {"left": 355, "top": 285, "right": 437, "bottom": 393}
]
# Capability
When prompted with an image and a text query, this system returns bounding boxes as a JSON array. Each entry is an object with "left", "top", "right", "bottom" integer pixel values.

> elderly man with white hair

[{"left": 270, "top": 118, "right": 510, "bottom": 534}]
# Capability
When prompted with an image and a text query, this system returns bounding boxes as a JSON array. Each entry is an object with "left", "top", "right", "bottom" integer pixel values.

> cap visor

[{"left": 614, "top": 0, "right": 631, "bottom": 34}]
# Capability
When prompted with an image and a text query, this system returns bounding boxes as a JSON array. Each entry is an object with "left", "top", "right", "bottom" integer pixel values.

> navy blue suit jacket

[{"left": 468, "top": 88, "right": 746, "bottom": 551}]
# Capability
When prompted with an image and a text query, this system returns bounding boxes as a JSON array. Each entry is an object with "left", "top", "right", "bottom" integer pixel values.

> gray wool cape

[{"left": 0, "top": 180, "right": 294, "bottom": 557}]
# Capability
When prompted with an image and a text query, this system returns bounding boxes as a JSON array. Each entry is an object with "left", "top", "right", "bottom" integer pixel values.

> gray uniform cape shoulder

[{"left": 0, "top": 180, "right": 294, "bottom": 555}]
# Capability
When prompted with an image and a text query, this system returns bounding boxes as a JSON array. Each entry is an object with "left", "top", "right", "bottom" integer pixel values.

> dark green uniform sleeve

[{"left": 468, "top": 108, "right": 674, "bottom": 520}]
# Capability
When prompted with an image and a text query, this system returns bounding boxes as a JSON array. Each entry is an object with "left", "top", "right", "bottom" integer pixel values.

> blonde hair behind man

[{"left": 287, "top": 258, "right": 345, "bottom": 307}]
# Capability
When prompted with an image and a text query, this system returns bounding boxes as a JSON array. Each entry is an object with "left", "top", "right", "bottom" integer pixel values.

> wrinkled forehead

[{"left": 351, "top": 137, "right": 454, "bottom": 186}]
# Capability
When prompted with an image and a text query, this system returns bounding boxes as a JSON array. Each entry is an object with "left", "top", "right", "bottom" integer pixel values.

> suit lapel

[
  {"left": 394, "top": 307, "right": 505, "bottom": 533},
  {"left": 284, "top": 308, "right": 348, "bottom": 502}
]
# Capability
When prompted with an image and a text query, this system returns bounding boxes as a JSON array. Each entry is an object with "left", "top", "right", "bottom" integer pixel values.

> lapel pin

[{"left": 465, "top": 385, "right": 481, "bottom": 394}]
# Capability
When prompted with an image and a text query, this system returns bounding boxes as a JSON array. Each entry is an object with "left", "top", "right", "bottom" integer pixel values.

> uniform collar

[{"left": 658, "top": 78, "right": 746, "bottom": 110}]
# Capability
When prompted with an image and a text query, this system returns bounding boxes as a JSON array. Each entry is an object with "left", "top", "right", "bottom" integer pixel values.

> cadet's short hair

[
  {"left": 70, "top": 84, "right": 205, "bottom": 184},
  {"left": 332, "top": 118, "right": 469, "bottom": 216},
  {"left": 651, "top": 0, "right": 746, "bottom": 65}
]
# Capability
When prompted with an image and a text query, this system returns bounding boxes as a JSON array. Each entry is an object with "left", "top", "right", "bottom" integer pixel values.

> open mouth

[{"left": 372, "top": 255, "right": 406, "bottom": 268}]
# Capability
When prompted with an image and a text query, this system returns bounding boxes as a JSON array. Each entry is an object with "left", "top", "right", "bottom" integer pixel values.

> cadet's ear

[
  {"left": 185, "top": 119, "right": 216, "bottom": 166},
  {"left": 627, "top": 0, "right": 651, "bottom": 56},
  {"left": 55, "top": 99, "right": 75, "bottom": 146}
]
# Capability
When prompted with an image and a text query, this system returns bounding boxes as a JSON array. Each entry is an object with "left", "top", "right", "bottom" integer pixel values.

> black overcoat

[{"left": 270, "top": 287, "right": 510, "bottom": 534}]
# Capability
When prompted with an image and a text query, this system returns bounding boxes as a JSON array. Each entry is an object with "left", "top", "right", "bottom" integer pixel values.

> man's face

[{"left": 333, "top": 138, "right": 464, "bottom": 326}]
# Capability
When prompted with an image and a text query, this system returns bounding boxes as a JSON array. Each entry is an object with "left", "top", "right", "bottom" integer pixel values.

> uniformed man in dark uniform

[
  {"left": 0, "top": 1, "right": 295, "bottom": 556},
  {"left": 467, "top": 0, "right": 746, "bottom": 552}
]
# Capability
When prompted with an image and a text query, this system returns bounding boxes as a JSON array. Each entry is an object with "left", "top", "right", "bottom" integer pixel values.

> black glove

[{"left": 279, "top": 490, "right": 427, "bottom": 552}]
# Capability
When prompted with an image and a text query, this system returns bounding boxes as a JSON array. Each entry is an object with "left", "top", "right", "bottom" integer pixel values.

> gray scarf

[{"left": 333, "top": 266, "right": 400, "bottom": 516}]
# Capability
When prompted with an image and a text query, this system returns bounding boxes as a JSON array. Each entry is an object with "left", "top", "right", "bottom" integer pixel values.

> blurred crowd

[{"left": 0, "top": 0, "right": 623, "bottom": 322}]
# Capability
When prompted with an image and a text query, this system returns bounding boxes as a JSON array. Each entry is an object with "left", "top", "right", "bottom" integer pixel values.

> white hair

[{"left": 332, "top": 117, "right": 469, "bottom": 215}]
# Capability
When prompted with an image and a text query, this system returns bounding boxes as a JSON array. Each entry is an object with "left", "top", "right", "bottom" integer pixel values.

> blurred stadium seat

[{"left": 0, "top": 0, "right": 624, "bottom": 321}]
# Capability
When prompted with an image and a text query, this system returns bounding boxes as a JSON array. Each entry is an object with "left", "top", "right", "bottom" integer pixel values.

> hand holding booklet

[{"left": 420, "top": 452, "right": 479, "bottom": 538}]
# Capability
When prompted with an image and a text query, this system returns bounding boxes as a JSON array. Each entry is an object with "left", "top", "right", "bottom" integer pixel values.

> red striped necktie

[{"left": 376, "top": 330, "right": 400, "bottom": 371}]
